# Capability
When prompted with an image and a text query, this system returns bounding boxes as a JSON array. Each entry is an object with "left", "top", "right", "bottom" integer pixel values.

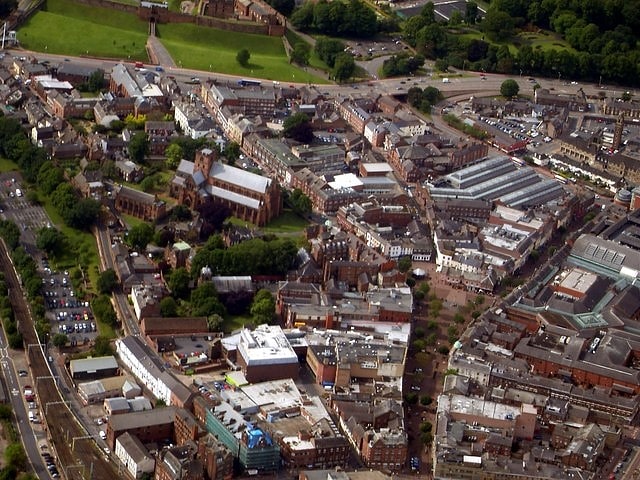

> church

[{"left": 170, "top": 148, "right": 282, "bottom": 226}]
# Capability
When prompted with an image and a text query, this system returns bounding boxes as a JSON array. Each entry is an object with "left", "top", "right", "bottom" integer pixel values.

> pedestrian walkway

[{"left": 146, "top": 23, "right": 177, "bottom": 68}]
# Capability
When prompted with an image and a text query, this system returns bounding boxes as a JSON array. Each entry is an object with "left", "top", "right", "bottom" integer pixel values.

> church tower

[
  {"left": 194, "top": 148, "right": 217, "bottom": 176},
  {"left": 613, "top": 113, "right": 624, "bottom": 151}
]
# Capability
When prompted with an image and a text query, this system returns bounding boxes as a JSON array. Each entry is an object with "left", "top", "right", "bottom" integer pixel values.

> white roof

[
  {"left": 329, "top": 173, "right": 363, "bottom": 190},
  {"left": 209, "top": 162, "right": 270, "bottom": 194},
  {"left": 237, "top": 325, "right": 298, "bottom": 366},
  {"left": 35, "top": 75, "right": 73, "bottom": 90},
  {"left": 361, "top": 162, "right": 393, "bottom": 173}
]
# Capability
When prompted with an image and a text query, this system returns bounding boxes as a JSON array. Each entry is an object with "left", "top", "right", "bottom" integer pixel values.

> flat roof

[
  {"left": 559, "top": 268, "right": 599, "bottom": 295},
  {"left": 241, "top": 379, "right": 301, "bottom": 409},
  {"left": 439, "top": 393, "right": 524, "bottom": 421},
  {"left": 237, "top": 325, "right": 298, "bottom": 366},
  {"left": 70, "top": 356, "right": 118, "bottom": 374},
  {"left": 361, "top": 162, "right": 393, "bottom": 173},
  {"left": 110, "top": 406, "right": 176, "bottom": 431}
]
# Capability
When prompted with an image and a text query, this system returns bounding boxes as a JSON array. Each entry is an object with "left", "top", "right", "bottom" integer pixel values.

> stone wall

[{"left": 67, "top": 0, "right": 283, "bottom": 36}]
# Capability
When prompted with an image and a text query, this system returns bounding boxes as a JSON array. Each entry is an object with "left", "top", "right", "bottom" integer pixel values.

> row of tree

[
  {"left": 291, "top": 0, "right": 379, "bottom": 38},
  {"left": 406, "top": 86, "right": 442, "bottom": 113},
  {"left": 190, "top": 234, "right": 298, "bottom": 279},
  {"left": 312, "top": 38, "right": 356, "bottom": 82},
  {"left": 402, "top": 1, "right": 640, "bottom": 85},
  {"left": 381, "top": 54, "right": 425, "bottom": 78}
]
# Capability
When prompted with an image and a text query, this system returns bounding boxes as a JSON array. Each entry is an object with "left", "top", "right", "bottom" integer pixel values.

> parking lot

[
  {"left": 42, "top": 266, "right": 97, "bottom": 346},
  {"left": 0, "top": 172, "right": 99, "bottom": 346}
]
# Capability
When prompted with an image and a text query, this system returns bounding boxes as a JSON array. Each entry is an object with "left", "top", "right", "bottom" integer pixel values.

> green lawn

[
  {"left": 517, "top": 31, "right": 576, "bottom": 53},
  {"left": 156, "top": 23, "right": 325, "bottom": 83},
  {"left": 17, "top": 0, "right": 149, "bottom": 60},
  {"left": 263, "top": 210, "right": 309, "bottom": 233},
  {"left": 223, "top": 314, "right": 253, "bottom": 333},
  {"left": 121, "top": 213, "right": 147, "bottom": 230},
  {"left": 0, "top": 158, "right": 19, "bottom": 173},
  {"left": 227, "top": 209, "right": 309, "bottom": 234}
]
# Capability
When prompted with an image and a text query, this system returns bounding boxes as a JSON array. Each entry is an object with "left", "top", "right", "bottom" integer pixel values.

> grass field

[
  {"left": 517, "top": 31, "right": 575, "bottom": 53},
  {"left": 157, "top": 23, "right": 325, "bottom": 83},
  {"left": 0, "top": 158, "right": 19, "bottom": 173},
  {"left": 18, "top": 0, "right": 149, "bottom": 59},
  {"left": 227, "top": 209, "right": 309, "bottom": 234}
]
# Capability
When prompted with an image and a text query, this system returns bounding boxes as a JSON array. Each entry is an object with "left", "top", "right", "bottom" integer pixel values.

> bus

[
  {"left": 554, "top": 174, "right": 568, "bottom": 184},
  {"left": 238, "top": 78, "right": 261, "bottom": 87}
]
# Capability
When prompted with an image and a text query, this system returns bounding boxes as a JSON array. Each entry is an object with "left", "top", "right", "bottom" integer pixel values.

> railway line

[{"left": 0, "top": 240, "right": 117, "bottom": 480}]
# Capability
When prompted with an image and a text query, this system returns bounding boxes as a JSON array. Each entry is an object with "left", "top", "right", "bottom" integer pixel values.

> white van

[
  {"left": 15, "top": 188, "right": 22, "bottom": 197},
  {"left": 442, "top": 78, "right": 450, "bottom": 83}
]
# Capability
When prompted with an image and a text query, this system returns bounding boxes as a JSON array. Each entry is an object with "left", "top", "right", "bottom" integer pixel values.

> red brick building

[
  {"left": 170, "top": 148, "right": 281, "bottom": 226},
  {"left": 114, "top": 185, "right": 167, "bottom": 222}
]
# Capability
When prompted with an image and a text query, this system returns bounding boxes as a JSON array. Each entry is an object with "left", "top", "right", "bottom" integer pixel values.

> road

[
  {"left": 94, "top": 221, "right": 140, "bottom": 336},
  {"left": 7, "top": 47, "right": 620, "bottom": 104},
  {"left": 0, "top": 303, "right": 51, "bottom": 480}
]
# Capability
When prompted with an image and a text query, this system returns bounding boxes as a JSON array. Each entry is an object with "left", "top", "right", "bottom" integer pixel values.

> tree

[
  {"left": 236, "top": 49, "right": 251, "bottom": 67},
  {"left": 35, "top": 227, "right": 65, "bottom": 256},
  {"left": 405, "top": 392, "right": 418, "bottom": 404},
  {"left": 126, "top": 223, "right": 154, "bottom": 251},
  {"left": 282, "top": 113, "right": 314, "bottom": 143},
  {"left": 52, "top": 333, "right": 68, "bottom": 348},
  {"left": 220, "top": 142, "right": 240, "bottom": 165},
  {"left": 128, "top": 132, "right": 149, "bottom": 164},
  {"left": 4, "top": 443, "right": 26, "bottom": 470},
  {"left": 140, "top": 175, "right": 156, "bottom": 192},
  {"left": 37, "top": 162, "right": 64, "bottom": 196},
  {"left": 291, "top": 42, "right": 311, "bottom": 66},
  {"left": 207, "top": 313, "right": 224, "bottom": 332},
  {"left": 250, "top": 289, "right": 275, "bottom": 324},
  {"left": 165, "top": 143, "right": 184, "bottom": 170},
  {"left": 0, "top": 404, "right": 11, "bottom": 421},
  {"left": 482, "top": 8, "right": 515, "bottom": 41},
  {"left": 197, "top": 200, "right": 232, "bottom": 237},
  {"left": 333, "top": 52, "right": 355, "bottom": 82},
  {"left": 87, "top": 69, "right": 105, "bottom": 92},
  {"left": 500, "top": 79, "right": 520, "bottom": 98},
  {"left": 288, "top": 188, "right": 312, "bottom": 216},
  {"left": 0, "top": 220, "right": 20, "bottom": 251},
  {"left": 314, "top": 38, "right": 345, "bottom": 68},
  {"left": 92, "top": 295, "right": 117, "bottom": 328},
  {"left": 465, "top": 1, "right": 478, "bottom": 24},
  {"left": 93, "top": 336, "right": 114, "bottom": 356},
  {"left": 97, "top": 269, "right": 118, "bottom": 294},
  {"left": 169, "top": 268, "right": 191, "bottom": 299},
  {"left": 425, "top": 333, "right": 437, "bottom": 346},
  {"left": 171, "top": 205, "right": 192, "bottom": 221},
  {"left": 65, "top": 199, "right": 101, "bottom": 230},
  {"left": 125, "top": 114, "right": 147, "bottom": 130},
  {"left": 160, "top": 297, "right": 178, "bottom": 317},
  {"left": 398, "top": 256, "right": 412, "bottom": 273},
  {"left": 266, "top": 0, "right": 294, "bottom": 15}
]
